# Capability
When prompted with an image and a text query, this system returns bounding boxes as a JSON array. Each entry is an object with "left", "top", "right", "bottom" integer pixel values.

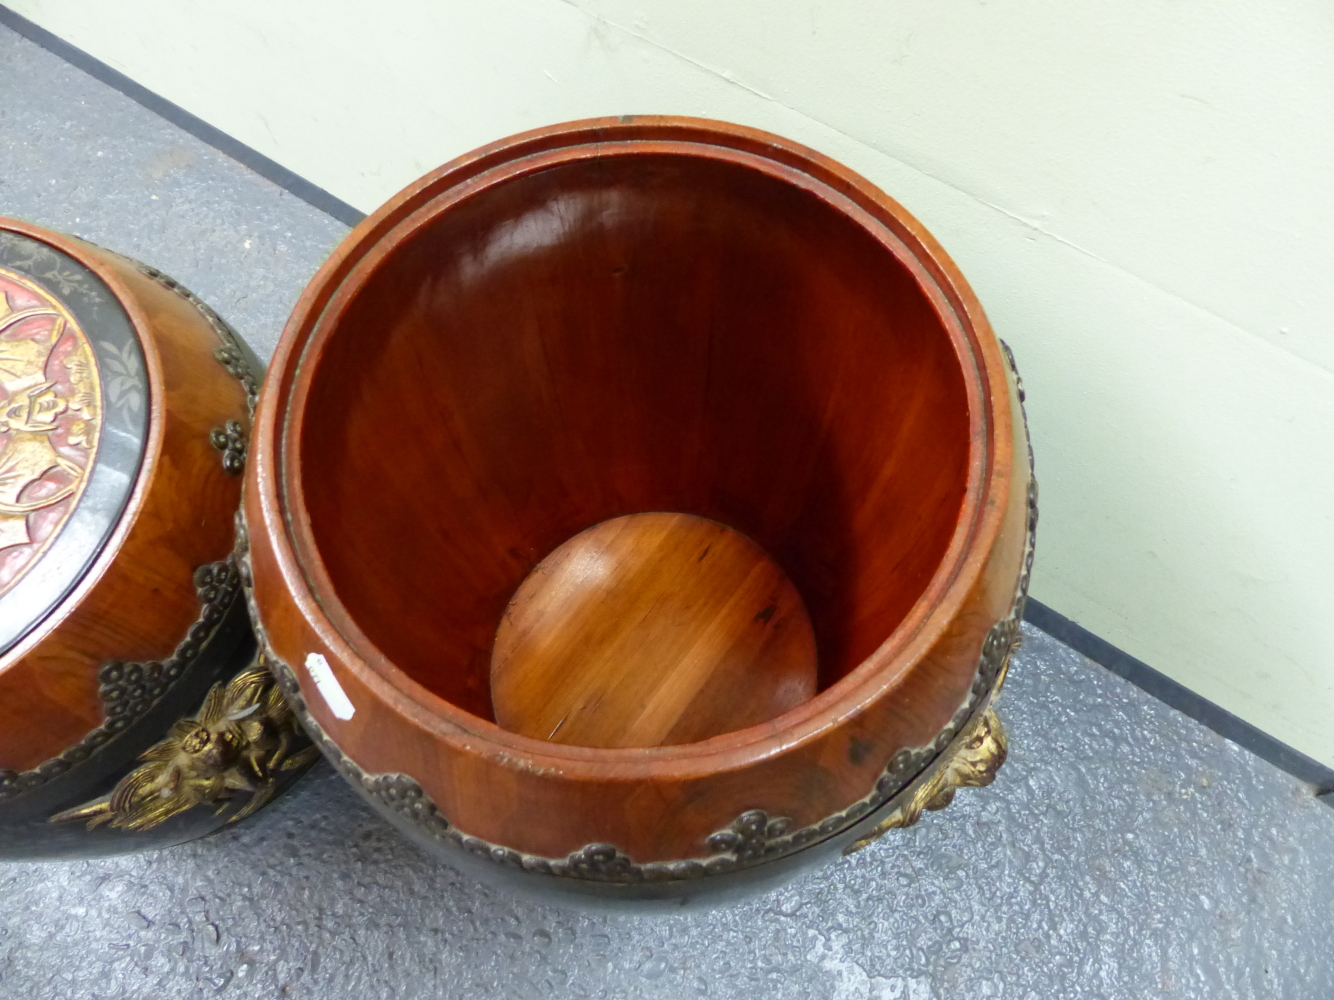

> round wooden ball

[{"left": 490, "top": 512, "right": 819, "bottom": 748}]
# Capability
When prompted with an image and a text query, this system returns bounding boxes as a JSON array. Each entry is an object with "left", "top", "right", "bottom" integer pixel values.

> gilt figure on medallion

[{"left": 0, "top": 267, "right": 100, "bottom": 597}]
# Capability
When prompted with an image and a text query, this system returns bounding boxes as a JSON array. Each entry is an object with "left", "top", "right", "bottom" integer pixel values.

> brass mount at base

[
  {"left": 51, "top": 663, "right": 317, "bottom": 831},
  {"left": 844, "top": 705, "right": 1009, "bottom": 855}
]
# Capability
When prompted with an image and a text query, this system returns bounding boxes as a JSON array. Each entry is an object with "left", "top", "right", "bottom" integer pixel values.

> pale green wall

[{"left": 9, "top": 0, "right": 1334, "bottom": 763}]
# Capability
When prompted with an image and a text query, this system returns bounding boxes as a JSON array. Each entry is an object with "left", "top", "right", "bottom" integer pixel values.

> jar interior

[{"left": 298, "top": 152, "right": 972, "bottom": 726}]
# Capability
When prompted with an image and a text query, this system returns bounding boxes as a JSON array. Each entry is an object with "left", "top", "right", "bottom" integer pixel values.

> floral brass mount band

[
  {"left": 239, "top": 322, "right": 1037, "bottom": 883},
  {"left": 112, "top": 257, "right": 258, "bottom": 476},
  {"left": 121, "top": 259, "right": 260, "bottom": 415},
  {"left": 0, "top": 561, "right": 241, "bottom": 801},
  {"left": 210, "top": 419, "right": 247, "bottom": 475},
  {"left": 247, "top": 555, "right": 1022, "bottom": 884}
]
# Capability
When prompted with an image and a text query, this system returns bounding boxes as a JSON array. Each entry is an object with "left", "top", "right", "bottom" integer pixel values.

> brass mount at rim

[
  {"left": 229, "top": 333, "right": 1036, "bottom": 883},
  {"left": 238, "top": 513, "right": 1026, "bottom": 885}
]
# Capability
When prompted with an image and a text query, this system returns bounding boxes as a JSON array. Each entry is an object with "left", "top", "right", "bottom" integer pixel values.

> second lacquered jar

[{"left": 0, "top": 219, "right": 313, "bottom": 858}]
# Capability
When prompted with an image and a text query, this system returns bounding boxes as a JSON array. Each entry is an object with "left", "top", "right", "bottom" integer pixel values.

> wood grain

[
  {"left": 0, "top": 221, "right": 248, "bottom": 771},
  {"left": 293, "top": 142, "right": 971, "bottom": 716},
  {"left": 247, "top": 117, "right": 1031, "bottom": 867},
  {"left": 491, "top": 512, "right": 818, "bottom": 748}
]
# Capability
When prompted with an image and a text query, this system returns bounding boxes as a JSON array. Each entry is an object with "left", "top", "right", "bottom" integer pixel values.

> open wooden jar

[{"left": 242, "top": 117, "right": 1035, "bottom": 907}]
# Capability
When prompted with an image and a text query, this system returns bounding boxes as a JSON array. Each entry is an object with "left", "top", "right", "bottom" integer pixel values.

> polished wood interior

[
  {"left": 298, "top": 150, "right": 972, "bottom": 727},
  {"left": 253, "top": 118, "right": 1027, "bottom": 873},
  {"left": 490, "top": 512, "right": 818, "bottom": 748}
]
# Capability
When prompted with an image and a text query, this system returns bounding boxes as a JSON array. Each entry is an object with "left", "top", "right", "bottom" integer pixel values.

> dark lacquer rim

[
  {"left": 257, "top": 116, "right": 1014, "bottom": 776},
  {"left": 0, "top": 221, "right": 156, "bottom": 659}
]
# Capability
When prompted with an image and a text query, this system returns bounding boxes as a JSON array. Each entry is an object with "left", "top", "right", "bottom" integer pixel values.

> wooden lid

[{"left": 0, "top": 230, "right": 148, "bottom": 655}]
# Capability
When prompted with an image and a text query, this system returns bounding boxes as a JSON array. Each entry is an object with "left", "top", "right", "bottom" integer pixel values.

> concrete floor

[{"left": 3, "top": 23, "right": 1334, "bottom": 1000}]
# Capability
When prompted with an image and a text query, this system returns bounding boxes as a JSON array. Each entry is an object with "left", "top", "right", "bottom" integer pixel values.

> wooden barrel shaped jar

[
  {"left": 243, "top": 117, "right": 1036, "bottom": 907},
  {"left": 0, "top": 220, "right": 313, "bottom": 858}
]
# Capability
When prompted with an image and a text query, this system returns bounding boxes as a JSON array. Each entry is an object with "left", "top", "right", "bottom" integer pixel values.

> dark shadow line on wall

[
  {"left": 1025, "top": 599, "right": 1334, "bottom": 803},
  {"left": 0, "top": 3, "right": 367, "bottom": 229},
  {"left": 5, "top": 1, "right": 1331, "bottom": 810}
]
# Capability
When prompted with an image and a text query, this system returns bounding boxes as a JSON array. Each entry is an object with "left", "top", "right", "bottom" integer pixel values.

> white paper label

[{"left": 305, "top": 652, "right": 355, "bottom": 720}]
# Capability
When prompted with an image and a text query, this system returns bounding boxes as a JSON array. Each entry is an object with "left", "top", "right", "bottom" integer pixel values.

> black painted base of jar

[
  {"left": 264, "top": 623, "right": 1007, "bottom": 914},
  {"left": 0, "top": 596, "right": 313, "bottom": 861}
]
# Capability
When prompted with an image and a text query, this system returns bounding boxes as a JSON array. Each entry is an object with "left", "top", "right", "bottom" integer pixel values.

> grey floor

[{"left": 3, "top": 23, "right": 1334, "bottom": 1000}]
